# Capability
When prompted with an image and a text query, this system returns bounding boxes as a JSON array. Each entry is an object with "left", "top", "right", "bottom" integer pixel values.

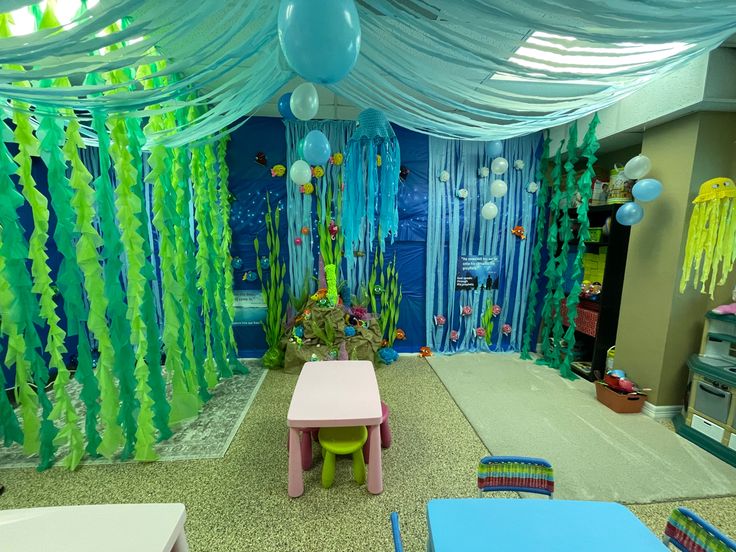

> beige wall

[{"left": 615, "top": 112, "right": 736, "bottom": 406}]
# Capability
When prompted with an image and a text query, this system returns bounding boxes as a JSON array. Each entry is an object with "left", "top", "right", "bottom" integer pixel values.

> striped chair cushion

[
  {"left": 477, "top": 456, "right": 554, "bottom": 495},
  {"left": 665, "top": 508, "right": 736, "bottom": 552}
]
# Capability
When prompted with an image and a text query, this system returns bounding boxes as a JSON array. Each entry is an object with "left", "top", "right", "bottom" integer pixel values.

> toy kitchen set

[{"left": 675, "top": 308, "right": 736, "bottom": 468}]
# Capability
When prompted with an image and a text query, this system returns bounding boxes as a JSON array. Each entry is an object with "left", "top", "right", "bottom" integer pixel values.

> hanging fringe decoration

[
  {"left": 343, "top": 109, "right": 400, "bottom": 291},
  {"left": 680, "top": 177, "right": 736, "bottom": 298},
  {"left": 519, "top": 136, "right": 550, "bottom": 359}
]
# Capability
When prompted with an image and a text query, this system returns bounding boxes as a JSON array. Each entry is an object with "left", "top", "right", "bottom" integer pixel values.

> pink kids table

[{"left": 287, "top": 360, "right": 383, "bottom": 497}]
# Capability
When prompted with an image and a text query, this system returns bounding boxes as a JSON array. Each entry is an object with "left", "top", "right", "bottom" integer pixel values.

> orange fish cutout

[
  {"left": 395, "top": 328, "right": 406, "bottom": 340},
  {"left": 511, "top": 226, "right": 526, "bottom": 240},
  {"left": 419, "top": 346, "right": 432, "bottom": 357}
]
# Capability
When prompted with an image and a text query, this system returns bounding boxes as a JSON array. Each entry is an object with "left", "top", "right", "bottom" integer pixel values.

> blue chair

[
  {"left": 477, "top": 456, "right": 554, "bottom": 498},
  {"left": 663, "top": 507, "right": 736, "bottom": 551},
  {"left": 390, "top": 511, "right": 404, "bottom": 552}
]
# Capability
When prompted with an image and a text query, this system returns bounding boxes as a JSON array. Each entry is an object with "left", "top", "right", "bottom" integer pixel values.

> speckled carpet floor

[
  {"left": 1, "top": 356, "right": 735, "bottom": 551},
  {"left": 428, "top": 353, "right": 736, "bottom": 503}
]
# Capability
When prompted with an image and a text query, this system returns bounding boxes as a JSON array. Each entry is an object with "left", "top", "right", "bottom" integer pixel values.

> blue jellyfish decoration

[{"left": 343, "top": 108, "right": 400, "bottom": 281}]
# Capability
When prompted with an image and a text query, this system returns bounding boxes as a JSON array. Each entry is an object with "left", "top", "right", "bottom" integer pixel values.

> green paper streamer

[
  {"left": 107, "top": 110, "right": 159, "bottom": 461},
  {"left": 191, "top": 143, "right": 218, "bottom": 386},
  {"left": 520, "top": 135, "right": 551, "bottom": 360},
  {"left": 90, "top": 107, "right": 137, "bottom": 459},
  {"left": 10, "top": 95, "right": 60, "bottom": 467},
  {"left": 174, "top": 103, "right": 210, "bottom": 401},
  {"left": 217, "top": 137, "right": 246, "bottom": 375},
  {"left": 203, "top": 141, "right": 231, "bottom": 379},
  {"left": 536, "top": 140, "right": 565, "bottom": 367},
  {"left": 561, "top": 115, "right": 601, "bottom": 377},
  {"left": 547, "top": 124, "right": 578, "bottom": 377},
  {"left": 140, "top": 62, "right": 200, "bottom": 425}
]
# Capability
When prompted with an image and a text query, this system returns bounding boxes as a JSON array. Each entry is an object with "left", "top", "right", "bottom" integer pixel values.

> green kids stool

[{"left": 318, "top": 426, "right": 368, "bottom": 489}]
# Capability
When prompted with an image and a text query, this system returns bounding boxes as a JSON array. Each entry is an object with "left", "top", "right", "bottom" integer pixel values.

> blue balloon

[
  {"left": 302, "top": 130, "right": 331, "bottom": 165},
  {"left": 278, "top": 93, "right": 295, "bottom": 120},
  {"left": 489, "top": 140, "right": 503, "bottom": 158},
  {"left": 632, "top": 178, "right": 662, "bottom": 202},
  {"left": 615, "top": 202, "right": 644, "bottom": 226},
  {"left": 277, "top": 0, "right": 361, "bottom": 84}
]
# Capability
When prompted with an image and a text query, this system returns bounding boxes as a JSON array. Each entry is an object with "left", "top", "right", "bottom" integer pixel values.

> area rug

[
  {"left": 427, "top": 353, "right": 736, "bottom": 503},
  {"left": 0, "top": 360, "right": 266, "bottom": 469}
]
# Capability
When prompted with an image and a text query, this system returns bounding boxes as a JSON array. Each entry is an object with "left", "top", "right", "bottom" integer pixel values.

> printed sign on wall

[
  {"left": 456, "top": 255, "right": 500, "bottom": 291},
  {"left": 233, "top": 290, "right": 267, "bottom": 326}
]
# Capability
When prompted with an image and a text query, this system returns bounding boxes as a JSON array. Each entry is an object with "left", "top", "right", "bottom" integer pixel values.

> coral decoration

[
  {"left": 255, "top": 151, "right": 267, "bottom": 166},
  {"left": 502, "top": 323, "right": 512, "bottom": 336},
  {"left": 294, "top": 237, "right": 302, "bottom": 246},
  {"left": 300, "top": 226, "right": 310, "bottom": 235},
  {"left": 379, "top": 347, "right": 399, "bottom": 364},
  {"left": 330, "top": 152, "right": 344, "bottom": 166},
  {"left": 343, "top": 326, "right": 356, "bottom": 337},
  {"left": 395, "top": 328, "right": 406, "bottom": 340},
  {"left": 461, "top": 305, "right": 472, "bottom": 316},
  {"left": 270, "top": 164, "right": 286, "bottom": 177},
  {"left": 352, "top": 306, "right": 368, "bottom": 320},
  {"left": 312, "top": 166, "right": 324, "bottom": 178},
  {"left": 450, "top": 330, "right": 459, "bottom": 342},
  {"left": 475, "top": 327, "right": 486, "bottom": 338},
  {"left": 434, "top": 314, "right": 446, "bottom": 326}
]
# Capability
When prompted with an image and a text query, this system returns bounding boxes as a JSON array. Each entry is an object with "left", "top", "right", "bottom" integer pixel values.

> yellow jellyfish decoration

[{"left": 680, "top": 177, "right": 736, "bottom": 297}]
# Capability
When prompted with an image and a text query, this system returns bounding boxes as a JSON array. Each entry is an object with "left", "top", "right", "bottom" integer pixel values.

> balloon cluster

[
  {"left": 615, "top": 154, "right": 663, "bottom": 226},
  {"left": 277, "top": 0, "right": 361, "bottom": 186},
  {"left": 481, "top": 153, "right": 509, "bottom": 220}
]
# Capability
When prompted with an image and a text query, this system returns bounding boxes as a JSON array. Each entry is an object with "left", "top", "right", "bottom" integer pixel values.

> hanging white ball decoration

[
  {"left": 490, "top": 179, "right": 508, "bottom": 198},
  {"left": 289, "top": 159, "right": 312, "bottom": 185},
  {"left": 290, "top": 82, "right": 319, "bottom": 121},
  {"left": 456, "top": 188, "right": 468, "bottom": 199},
  {"left": 439, "top": 170, "right": 450, "bottom": 182},
  {"left": 491, "top": 157, "right": 508, "bottom": 175},
  {"left": 481, "top": 201, "right": 499, "bottom": 220},
  {"left": 527, "top": 182, "right": 539, "bottom": 193},
  {"left": 478, "top": 166, "right": 490, "bottom": 178},
  {"left": 514, "top": 159, "right": 525, "bottom": 170},
  {"left": 623, "top": 154, "right": 652, "bottom": 180}
]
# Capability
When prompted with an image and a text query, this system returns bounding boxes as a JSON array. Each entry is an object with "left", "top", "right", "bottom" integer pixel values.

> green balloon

[{"left": 297, "top": 138, "right": 305, "bottom": 159}]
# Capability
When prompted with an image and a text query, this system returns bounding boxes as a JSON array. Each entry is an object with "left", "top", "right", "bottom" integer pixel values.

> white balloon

[
  {"left": 290, "top": 160, "right": 312, "bottom": 185},
  {"left": 490, "top": 179, "right": 507, "bottom": 198},
  {"left": 623, "top": 154, "right": 652, "bottom": 180},
  {"left": 481, "top": 201, "right": 498, "bottom": 220},
  {"left": 290, "top": 82, "right": 319, "bottom": 121},
  {"left": 491, "top": 157, "right": 508, "bottom": 175}
]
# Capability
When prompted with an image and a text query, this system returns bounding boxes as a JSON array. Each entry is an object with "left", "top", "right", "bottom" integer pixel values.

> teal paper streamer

[
  {"left": 536, "top": 141, "right": 564, "bottom": 366},
  {"left": 519, "top": 135, "right": 551, "bottom": 360},
  {"left": 90, "top": 108, "right": 138, "bottom": 458},
  {"left": 561, "top": 115, "right": 601, "bottom": 377}
]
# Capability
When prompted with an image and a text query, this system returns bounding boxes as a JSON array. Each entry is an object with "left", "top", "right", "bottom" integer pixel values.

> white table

[
  {"left": 0, "top": 503, "right": 188, "bottom": 552},
  {"left": 287, "top": 360, "right": 383, "bottom": 497}
]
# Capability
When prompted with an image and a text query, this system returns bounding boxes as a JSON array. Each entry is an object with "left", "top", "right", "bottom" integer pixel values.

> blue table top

[{"left": 427, "top": 499, "right": 667, "bottom": 551}]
